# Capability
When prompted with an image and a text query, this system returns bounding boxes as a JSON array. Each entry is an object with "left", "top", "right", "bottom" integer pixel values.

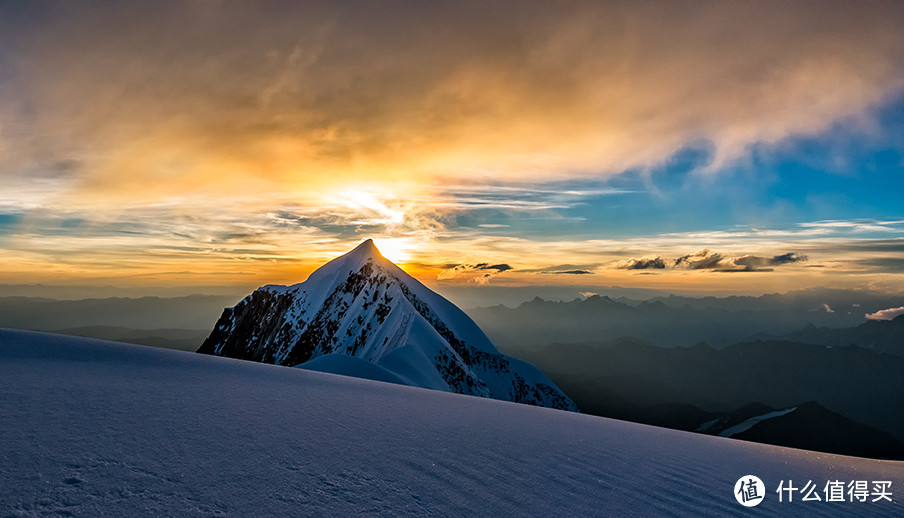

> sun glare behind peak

[{"left": 372, "top": 237, "right": 414, "bottom": 263}]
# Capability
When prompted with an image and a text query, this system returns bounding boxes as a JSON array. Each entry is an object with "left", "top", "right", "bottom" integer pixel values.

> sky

[{"left": 1, "top": 0, "right": 904, "bottom": 298}]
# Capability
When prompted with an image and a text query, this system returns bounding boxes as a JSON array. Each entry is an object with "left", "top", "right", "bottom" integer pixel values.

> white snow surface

[
  {"left": 299, "top": 353, "right": 408, "bottom": 386},
  {"left": 2, "top": 329, "right": 902, "bottom": 517},
  {"left": 718, "top": 407, "right": 799, "bottom": 438}
]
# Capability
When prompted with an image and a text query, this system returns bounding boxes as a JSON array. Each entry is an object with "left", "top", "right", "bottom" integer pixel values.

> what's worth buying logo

[
  {"left": 735, "top": 475, "right": 766, "bottom": 507},
  {"left": 734, "top": 475, "right": 894, "bottom": 506}
]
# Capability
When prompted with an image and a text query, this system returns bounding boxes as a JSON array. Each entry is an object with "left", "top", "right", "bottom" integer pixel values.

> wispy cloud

[
  {"left": 799, "top": 220, "right": 904, "bottom": 233},
  {"left": 854, "top": 258, "right": 904, "bottom": 273},
  {"left": 438, "top": 262, "right": 514, "bottom": 284},
  {"left": 865, "top": 306, "right": 904, "bottom": 320},
  {"left": 517, "top": 264, "right": 599, "bottom": 275}
]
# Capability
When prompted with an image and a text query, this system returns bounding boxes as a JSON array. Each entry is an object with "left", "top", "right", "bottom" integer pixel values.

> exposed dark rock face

[{"left": 198, "top": 289, "right": 298, "bottom": 363}]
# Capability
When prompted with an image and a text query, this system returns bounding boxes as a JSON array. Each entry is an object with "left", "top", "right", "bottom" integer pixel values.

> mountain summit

[{"left": 198, "top": 239, "right": 577, "bottom": 411}]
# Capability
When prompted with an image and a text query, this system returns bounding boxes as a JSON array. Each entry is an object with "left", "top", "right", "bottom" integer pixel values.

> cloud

[
  {"left": 855, "top": 257, "right": 904, "bottom": 273},
  {"left": 3, "top": 1, "right": 904, "bottom": 205},
  {"left": 865, "top": 306, "right": 904, "bottom": 320},
  {"left": 429, "top": 184, "right": 630, "bottom": 217},
  {"left": 478, "top": 263, "right": 513, "bottom": 273},
  {"left": 519, "top": 264, "right": 598, "bottom": 275},
  {"left": 731, "top": 252, "right": 808, "bottom": 271},
  {"left": 615, "top": 257, "right": 666, "bottom": 270},
  {"left": 438, "top": 262, "right": 513, "bottom": 284},
  {"left": 669, "top": 250, "right": 807, "bottom": 272},
  {"left": 674, "top": 250, "right": 725, "bottom": 270},
  {"left": 799, "top": 220, "right": 904, "bottom": 233},
  {"left": 836, "top": 239, "right": 904, "bottom": 253},
  {"left": 768, "top": 252, "right": 808, "bottom": 266}
]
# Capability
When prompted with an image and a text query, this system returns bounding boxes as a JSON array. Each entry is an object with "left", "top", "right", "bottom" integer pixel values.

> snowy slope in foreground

[{"left": 2, "top": 329, "right": 902, "bottom": 517}]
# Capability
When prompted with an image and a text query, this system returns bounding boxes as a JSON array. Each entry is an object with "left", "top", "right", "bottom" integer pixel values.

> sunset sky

[{"left": 2, "top": 1, "right": 904, "bottom": 298}]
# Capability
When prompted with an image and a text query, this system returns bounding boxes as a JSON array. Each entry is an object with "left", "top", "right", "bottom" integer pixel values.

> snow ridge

[
  {"left": 198, "top": 239, "right": 577, "bottom": 411},
  {"left": 718, "top": 407, "right": 798, "bottom": 437}
]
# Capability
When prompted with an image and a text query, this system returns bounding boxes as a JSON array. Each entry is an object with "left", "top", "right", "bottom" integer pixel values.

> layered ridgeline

[{"left": 198, "top": 239, "right": 576, "bottom": 411}]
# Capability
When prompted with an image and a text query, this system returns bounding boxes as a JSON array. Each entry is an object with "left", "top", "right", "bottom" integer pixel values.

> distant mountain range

[
  {"left": 780, "top": 315, "right": 904, "bottom": 356},
  {"left": 52, "top": 326, "right": 208, "bottom": 351},
  {"left": 198, "top": 239, "right": 577, "bottom": 411},
  {"left": 0, "top": 295, "right": 234, "bottom": 332},
  {"left": 470, "top": 292, "right": 903, "bottom": 348},
  {"left": 516, "top": 338, "right": 904, "bottom": 459},
  {"left": 4, "top": 284, "right": 899, "bottom": 353}
]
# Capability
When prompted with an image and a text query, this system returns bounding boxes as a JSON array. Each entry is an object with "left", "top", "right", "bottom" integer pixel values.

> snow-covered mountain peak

[
  {"left": 279, "top": 238, "right": 404, "bottom": 297},
  {"left": 199, "top": 239, "right": 577, "bottom": 411},
  {"left": 334, "top": 238, "right": 386, "bottom": 270}
]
